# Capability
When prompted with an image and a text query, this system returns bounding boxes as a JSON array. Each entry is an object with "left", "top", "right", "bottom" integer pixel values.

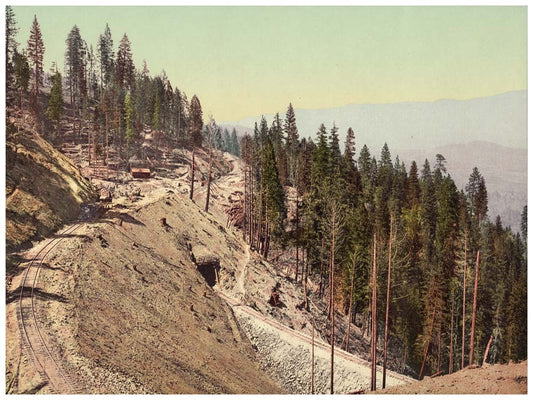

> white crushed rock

[{"left": 232, "top": 305, "right": 411, "bottom": 394}]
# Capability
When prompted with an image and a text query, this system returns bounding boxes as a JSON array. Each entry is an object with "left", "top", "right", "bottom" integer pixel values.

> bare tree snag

[
  {"left": 105, "top": 108, "right": 109, "bottom": 180},
  {"left": 382, "top": 214, "right": 393, "bottom": 389},
  {"left": 303, "top": 248, "right": 309, "bottom": 311},
  {"left": 461, "top": 229, "right": 467, "bottom": 369},
  {"left": 345, "top": 246, "right": 357, "bottom": 352},
  {"left": 87, "top": 122, "right": 91, "bottom": 166},
  {"left": 437, "top": 310, "right": 442, "bottom": 373},
  {"left": 295, "top": 195, "right": 299, "bottom": 282},
  {"left": 256, "top": 173, "right": 263, "bottom": 252},
  {"left": 205, "top": 119, "right": 213, "bottom": 213},
  {"left": 482, "top": 335, "right": 494, "bottom": 366},
  {"left": 248, "top": 165, "right": 254, "bottom": 247},
  {"left": 189, "top": 149, "right": 195, "bottom": 201},
  {"left": 449, "top": 289, "right": 455, "bottom": 375},
  {"left": 329, "top": 202, "right": 336, "bottom": 395},
  {"left": 419, "top": 283, "right": 438, "bottom": 380},
  {"left": 370, "top": 232, "right": 378, "bottom": 391},
  {"left": 469, "top": 250, "right": 480, "bottom": 366},
  {"left": 319, "top": 236, "right": 325, "bottom": 298},
  {"left": 311, "top": 316, "right": 315, "bottom": 394},
  {"left": 243, "top": 164, "right": 247, "bottom": 241}
]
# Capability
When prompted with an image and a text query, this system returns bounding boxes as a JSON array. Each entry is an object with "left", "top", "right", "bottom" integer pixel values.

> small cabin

[{"left": 131, "top": 167, "right": 151, "bottom": 179}]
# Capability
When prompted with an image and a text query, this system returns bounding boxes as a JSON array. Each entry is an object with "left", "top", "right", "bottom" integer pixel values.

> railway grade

[
  {"left": 16, "top": 223, "right": 85, "bottom": 394},
  {"left": 216, "top": 290, "right": 415, "bottom": 388}
]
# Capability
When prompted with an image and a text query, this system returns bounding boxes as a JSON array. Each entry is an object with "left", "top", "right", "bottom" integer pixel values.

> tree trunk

[
  {"left": 295, "top": 192, "right": 299, "bottom": 283},
  {"left": 311, "top": 316, "right": 315, "bottom": 394},
  {"left": 449, "top": 289, "right": 455, "bottom": 375},
  {"left": 262, "top": 202, "right": 269, "bottom": 259},
  {"left": 329, "top": 202, "right": 336, "bottom": 395},
  {"left": 319, "top": 237, "right": 325, "bottom": 298},
  {"left": 382, "top": 214, "right": 393, "bottom": 389},
  {"left": 189, "top": 149, "right": 195, "bottom": 201},
  {"left": 88, "top": 123, "right": 91, "bottom": 166},
  {"left": 370, "top": 232, "right": 378, "bottom": 391},
  {"left": 205, "top": 152, "right": 212, "bottom": 212},
  {"left": 437, "top": 311, "right": 442, "bottom": 373},
  {"left": 345, "top": 246, "right": 357, "bottom": 352},
  {"left": 469, "top": 250, "right": 480, "bottom": 366},
  {"left": 249, "top": 166, "right": 254, "bottom": 248},
  {"left": 256, "top": 174, "right": 263, "bottom": 252},
  {"left": 243, "top": 165, "right": 247, "bottom": 241},
  {"left": 482, "top": 335, "right": 493, "bottom": 366},
  {"left": 105, "top": 110, "right": 109, "bottom": 180},
  {"left": 303, "top": 247, "right": 309, "bottom": 310},
  {"left": 419, "top": 289, "right": 438, "bottom": 380},
  {"left": 461, "top": 229, "right": 468, "bottom": 369},
  {"left": 205, "top": 124, "right": 213, "bottom": 213}
]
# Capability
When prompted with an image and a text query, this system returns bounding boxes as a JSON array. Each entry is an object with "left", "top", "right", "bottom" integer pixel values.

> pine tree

[
  {"left": 174, "top": 88, "right": 188, "bottom": 143},
  {"left": 466, "top": 167, "right": 488, "bottom": 224},
  {"left": 230, "top": 128, "right": 240, "bottom": 156},
  {"left": 329, "top": 124, "right": 342, "bottom": 189},
  {"left": 46, "top": 71, "right": 64, "bottom": 139},
  {"left": 124, "top": 91, "right": 134, "bottom": 145},
  {"left": 189, "top": 94, "right": 203, "bottom": 147},
  {"left": 284, "top": 103, "right": 299, "bottom": 186},
  {"left": 65, "top": 25, "right": 86, "bottom": 109},
  {"left": 520, "top": 205, "right": 527, "bottom": 245},
  {"left": 97, "top": 23, "right": 114, "bottom": 88},
  {"left": 5, "top": 6, "right": 19, "bottom": 91},
  {"left": 261, "top": 137, "right": 286, "bottom": 248},
  {"left": 222, "top": 128, "right": 231, "bottom": 153},
  {"left": 27, "top": 15, "right": 45, "bottom": 117},
  {"left": 115, "top": 34, "right": 135, "bottom": 89},
  {"left": 13, "top": 50, "right": 30, "bottom": 112}
]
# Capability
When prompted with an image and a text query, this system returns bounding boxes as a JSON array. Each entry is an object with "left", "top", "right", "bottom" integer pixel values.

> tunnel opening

[{"left": 195, "top": 256, "right": 220, "bottom": 287}]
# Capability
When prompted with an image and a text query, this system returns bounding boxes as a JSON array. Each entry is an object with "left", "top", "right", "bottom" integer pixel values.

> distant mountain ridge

[
  {"left": 221, "top": 90, "right": 527, "bottom": 152},
  {"left": 221, "top": 91, "right": 527, "bottom": 232},
  {"left": 396, "top": 141, "right": 526, "bottom": 233}
]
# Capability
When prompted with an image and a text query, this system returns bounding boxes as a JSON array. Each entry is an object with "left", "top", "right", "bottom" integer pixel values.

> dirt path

[
  {"left": 207, "top": 153, "right": 415, "bottom": 393},
  {"left": 235, "top": 242, "right": 250, "bottom": 302}
]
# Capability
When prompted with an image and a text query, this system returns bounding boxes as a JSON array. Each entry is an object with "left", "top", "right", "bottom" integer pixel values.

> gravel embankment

[{"left": 233, "top": 306, "right": 410, "bottom": 394}]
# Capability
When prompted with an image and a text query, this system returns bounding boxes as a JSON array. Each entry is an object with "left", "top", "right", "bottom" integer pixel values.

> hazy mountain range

[{"left": 220, "top": 90, "right": 527, "bottom": 232}]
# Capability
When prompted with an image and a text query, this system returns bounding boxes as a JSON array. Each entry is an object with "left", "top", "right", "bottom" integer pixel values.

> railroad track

[
  {"left": 216, "top": 290, "right": 415, "bottom": 386},
  {"left": 16, "top": 223, "right": 85, "bottom": 394}
]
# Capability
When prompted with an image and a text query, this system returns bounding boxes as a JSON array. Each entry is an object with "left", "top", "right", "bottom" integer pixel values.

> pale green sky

[{"left": 11, "top": 6, "right": 527, "bottom": 122}]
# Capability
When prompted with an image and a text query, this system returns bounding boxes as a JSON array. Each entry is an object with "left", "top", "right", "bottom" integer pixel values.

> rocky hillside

[
  {"left": 5, "top": 166, "right": 283, "bottom": 393},
  {"left": 5, "top": 118, "right": 96, "bottom": 256}
]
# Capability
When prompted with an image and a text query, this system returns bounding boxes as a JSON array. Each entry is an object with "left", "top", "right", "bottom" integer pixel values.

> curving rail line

[{"left": 16, "top": 223, "right": 85, "bottom": 394}]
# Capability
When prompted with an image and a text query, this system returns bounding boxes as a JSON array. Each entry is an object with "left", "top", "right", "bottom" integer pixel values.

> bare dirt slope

[
  {"left": 5, "top": 141, "right": 282, "bottom": 393},
  {"left": 375, "top": 361, "right": 527, "bottom": 394},
  {"left": 6, "top": 188, "right": 283, "bottom": 393},
  {"left": 5, "top": 120, "right": 95, "bottom": 255}
]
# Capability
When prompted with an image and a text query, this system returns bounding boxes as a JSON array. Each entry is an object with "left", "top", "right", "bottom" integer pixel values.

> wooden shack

[{"left": 131, "top": 167, "right": 151, "bottom": 179}]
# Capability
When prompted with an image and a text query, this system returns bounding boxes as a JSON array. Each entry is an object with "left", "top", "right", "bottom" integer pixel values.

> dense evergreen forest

[
  {"left": 6, "top": 6, "right": 527, "bottom": 384},
  {"left": 5, "top": 8, "right": 240, "bottom": 159},
  {"left": 240, "top": 106, "right": 527, "bottom": 380}
]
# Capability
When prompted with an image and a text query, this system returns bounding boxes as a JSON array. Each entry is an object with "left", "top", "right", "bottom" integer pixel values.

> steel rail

[{"left": 17, "top": 223, "right": 83, "bottom": 393}]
